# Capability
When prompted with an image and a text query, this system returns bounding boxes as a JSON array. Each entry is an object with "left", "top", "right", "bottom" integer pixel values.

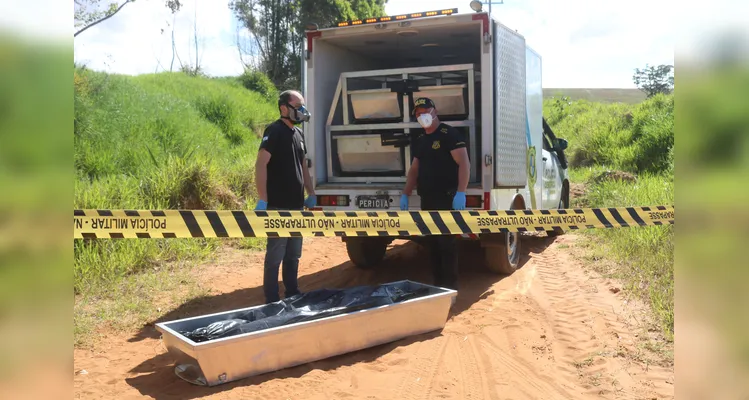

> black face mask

[{"left": 282, "top": 103, "right": 311, "bottom": 124}]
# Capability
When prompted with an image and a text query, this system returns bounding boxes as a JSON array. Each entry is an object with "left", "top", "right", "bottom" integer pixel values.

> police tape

[{"left": 73, "top": 206, "right": 674, "bottom": 239}]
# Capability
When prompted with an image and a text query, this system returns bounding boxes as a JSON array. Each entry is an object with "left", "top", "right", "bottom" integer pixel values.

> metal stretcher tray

[
  {"left": 155, "top": 280, "right": 457, "bottom": 386},
  {"left": 347, "top": 84, "right": 468, "bottom": 121},
  {"left": 335, "top": 134, "right": 404, "bottom": 173},
  {"left": 348, "top": 88, "right": 402, "bottom": 121},
  {"left": 414, "top": 84, "right": 468, "bottom": 117}
]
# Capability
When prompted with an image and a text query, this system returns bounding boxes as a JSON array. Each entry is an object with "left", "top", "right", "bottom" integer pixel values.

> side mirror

[{"left": 555, "top": 138, "right": 568, "bottom": 151}]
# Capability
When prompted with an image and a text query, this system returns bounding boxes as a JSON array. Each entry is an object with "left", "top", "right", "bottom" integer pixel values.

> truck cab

[{"left": 300, "top": 8, "right": 570, "bottom": 274}]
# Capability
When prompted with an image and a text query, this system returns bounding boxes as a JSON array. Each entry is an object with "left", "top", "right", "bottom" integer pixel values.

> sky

[{"left": 59, "top": 0, "right": 728, "bottom": 88}]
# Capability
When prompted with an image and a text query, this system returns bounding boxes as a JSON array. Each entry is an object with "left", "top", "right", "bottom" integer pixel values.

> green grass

[
  {"left": 545, "top": 93, "right": 674, "bottom": 175},
  {"left": 74, "top": 68, "right": 277, "bottom": 346},
  {"left": 545, "top": 93, "right": 675, "bottom": 342},
  {"left": 576, "top": 174, "right": 674, "bottom": 340},
  {"left": 74, "top": 257, "right": 211, "bottom": 347}
]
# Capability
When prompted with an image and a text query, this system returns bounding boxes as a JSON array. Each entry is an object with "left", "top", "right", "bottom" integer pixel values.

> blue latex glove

[
  {"left": 452, "top": 192, "right": 466, "bottom": 210},
  {"left": 400, "top": 194, "right": 409, "bottom": 210},
  {"left": 304, "top": 195, "right": 316, "bottom": 208},
  {"left": 255, "top": 200, "right": 268, "bottom": 210}
]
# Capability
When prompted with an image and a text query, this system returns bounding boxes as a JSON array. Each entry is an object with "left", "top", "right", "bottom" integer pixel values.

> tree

[
  {"left": 230, "top": 0, "right": 386, "bottom": 89},
  {"left": 74, "top": 0, "right": 183, "bottom": 38},
  {"left": 633, "top": 64, "right": 674, "bottom": 97},
  {"left": 230, "top": 0, "right": 297, "bottom": 88}
]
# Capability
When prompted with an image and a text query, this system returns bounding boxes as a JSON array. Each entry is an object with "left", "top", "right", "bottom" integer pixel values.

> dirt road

[{"left": 74, "top": 234, "right": 674, "bottom": 399}]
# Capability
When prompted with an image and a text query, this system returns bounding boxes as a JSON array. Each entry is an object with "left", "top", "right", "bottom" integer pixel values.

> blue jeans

[{"left": 263, "top": 236, "right": 303, "bottom": 303}]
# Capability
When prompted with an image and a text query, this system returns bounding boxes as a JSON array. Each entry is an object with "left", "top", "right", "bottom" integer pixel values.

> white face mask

[{"left": 417, "top": 113, "right": 433, "bottom": 128}]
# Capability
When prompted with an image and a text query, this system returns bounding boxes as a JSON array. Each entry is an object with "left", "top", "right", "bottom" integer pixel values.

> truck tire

[
  {"left": 547, "top": 186, "right": 570, "bottom": 237},
  {"left": 345, "top": 238, "right": 388, "bottom": 269},
  {"left": 483, "top": 232, "right": 521, "bottom": 274}
]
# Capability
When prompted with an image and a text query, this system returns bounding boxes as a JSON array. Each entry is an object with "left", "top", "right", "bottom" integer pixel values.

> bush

[
  {"left": 194, "top": 95, "right": 246, "bottom": 146},
  {"left": 74, "top": 69, "right": 277, "bottom": 288},
  {"left": 238, "top": 69, "right": 278, "bottom": 102},
  {"left": 628, "top": 94, "right": 674, "bottom": 174}
]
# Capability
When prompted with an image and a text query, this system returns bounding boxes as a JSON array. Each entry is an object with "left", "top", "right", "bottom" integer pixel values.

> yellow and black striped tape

[{"left": 73, "top": 206, "right": 674, "bottom": 239}]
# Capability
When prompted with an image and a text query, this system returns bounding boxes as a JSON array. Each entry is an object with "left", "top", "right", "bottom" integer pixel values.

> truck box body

[{"left": 303, "top": 11, "right": 548, "bottom": 212}]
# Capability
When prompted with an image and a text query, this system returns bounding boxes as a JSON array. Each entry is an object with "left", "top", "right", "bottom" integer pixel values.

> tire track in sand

[
  {"left": 397, "top": 335, "right": 450, "bottom": 400},
  {"left": 454, "top": 334, "right": 491, "bottom": 400},
  {"left": 531, "top": 245, "right": 637, "bottom": 397},
  {"left": 477, "top": 332, "right": 575, "bottom": 399}
]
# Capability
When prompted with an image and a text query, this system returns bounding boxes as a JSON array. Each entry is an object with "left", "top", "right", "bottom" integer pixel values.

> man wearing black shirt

[
  {"left": 400, "top": 97, "right": 470, "bottom": 292},
  {"left": 255, "top": 90, "right": 316, "bottom": 304}
]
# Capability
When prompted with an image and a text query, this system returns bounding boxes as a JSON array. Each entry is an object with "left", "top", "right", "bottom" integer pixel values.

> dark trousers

[
  {"left": 420, "top": 193, "right": 459, "bottom": 290},
  {"left": 263, "top": 206, "right": 303, "bottom": 303},
  {"left": 263, "top": 237, "right": 302, "bottom": 303}
]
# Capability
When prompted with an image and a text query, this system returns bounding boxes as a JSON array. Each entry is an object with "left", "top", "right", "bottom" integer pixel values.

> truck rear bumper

[{"left": 313, "top": 183, "right": 485, "bottom": 211}]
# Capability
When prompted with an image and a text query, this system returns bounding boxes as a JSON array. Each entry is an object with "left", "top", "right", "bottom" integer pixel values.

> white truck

[{"left": 300, "top": 8, "right": 570, "bottom": 274}]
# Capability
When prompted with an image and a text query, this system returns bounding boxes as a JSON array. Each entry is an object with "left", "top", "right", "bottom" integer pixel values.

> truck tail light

[
  {"left": 466, "top": 195, "right": 482, "bottom": 208},
  {"left": 318, "top": 195, "right": 350, "bottom": 207}
]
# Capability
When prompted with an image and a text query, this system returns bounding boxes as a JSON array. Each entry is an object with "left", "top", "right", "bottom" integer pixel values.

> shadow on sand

[{"left": 125, "top": 234, "right": 557, "bottom": 399}]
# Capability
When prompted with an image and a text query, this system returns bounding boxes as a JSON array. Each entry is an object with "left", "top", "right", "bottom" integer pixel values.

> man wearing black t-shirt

[
  {"left": 400, "top": 97, "right": 470, "bottom": 292},
  {"left": 255, "top": 90, "right": 316, "bottom": 304}
]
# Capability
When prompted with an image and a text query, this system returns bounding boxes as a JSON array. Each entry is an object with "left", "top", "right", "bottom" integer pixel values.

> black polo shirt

[
  {"left": 258, "top": 119, "right": 307, "bottom": 209},
  {"left": 412, "top": 123, "right": 466, "bottom": 196}
]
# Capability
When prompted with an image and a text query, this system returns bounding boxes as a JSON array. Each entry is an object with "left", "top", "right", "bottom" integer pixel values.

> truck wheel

[
  {"left": 483, "top": 232, "right": 521, "bottom": 274},
  {"left": 345, "top": 238, "right": 388, "bottom": 269},
  {"left": 547, "top": 188, "right": 570, "bottom": 237}
]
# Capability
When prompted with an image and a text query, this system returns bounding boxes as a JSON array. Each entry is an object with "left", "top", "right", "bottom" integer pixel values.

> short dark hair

[
  {"left": 278, "top": 90, "right": 302, "bottom": 108},
  {"left": 278, "top": 90, "right": 293, "bottom": 107}
]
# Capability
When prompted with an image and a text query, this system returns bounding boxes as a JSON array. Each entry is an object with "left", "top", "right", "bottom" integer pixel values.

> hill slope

[
  {"left": 74, "top": 70, "right": 278, "bottom": 211},
  {"left": 544, "top": 88, "right": 647, "bottom": 104},
  {"left": 73, "top": 70, "right": 278, "bottom": 311}
]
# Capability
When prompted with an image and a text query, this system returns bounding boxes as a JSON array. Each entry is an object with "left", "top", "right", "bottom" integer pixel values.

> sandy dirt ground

[{"left": 74, "top": 234, "right": 674, "bottom": 399}]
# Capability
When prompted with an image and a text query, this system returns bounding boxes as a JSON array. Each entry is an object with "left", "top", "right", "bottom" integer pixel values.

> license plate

[{"left": 357, "top": 195, "right": 390, "bottom": 209}]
